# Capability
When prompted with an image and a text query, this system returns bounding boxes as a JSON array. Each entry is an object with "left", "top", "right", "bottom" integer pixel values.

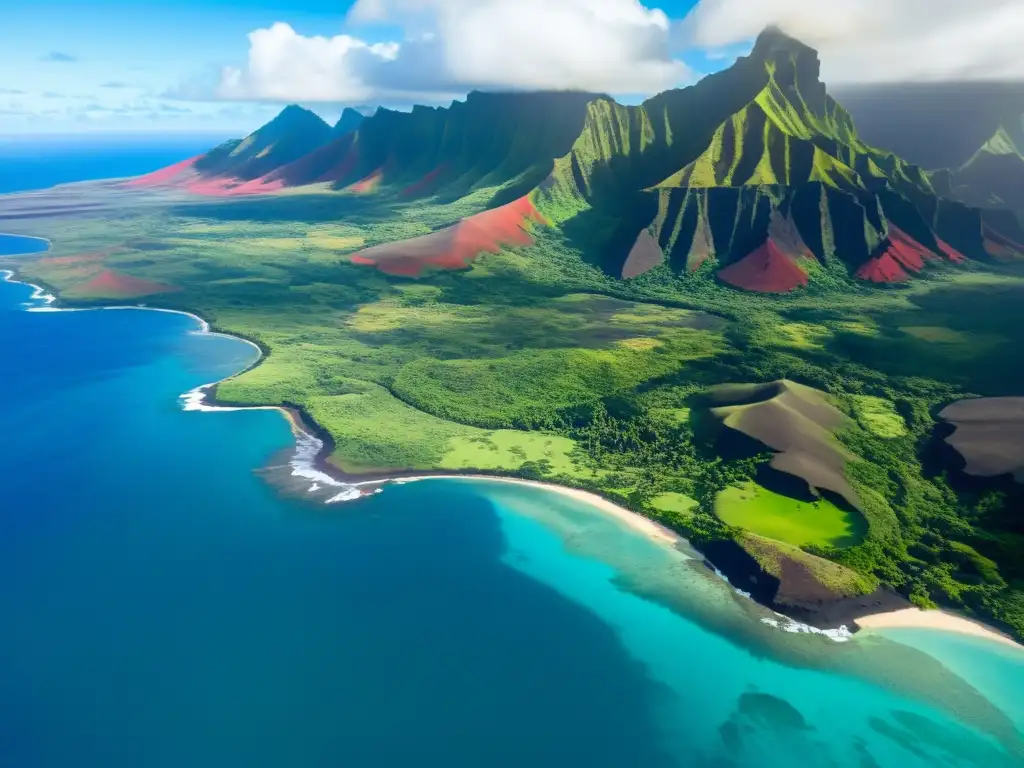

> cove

[{"left": 0, "top": 256, "right": 1023, "bottom": 767}]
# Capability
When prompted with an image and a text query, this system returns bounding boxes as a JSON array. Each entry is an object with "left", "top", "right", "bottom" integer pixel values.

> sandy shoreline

[
  {"left": 372, "top": 475, "right": 682, "bottom": 545},
  {"left": 855, "top": 608, "right": 1022, "bottom": 650}
]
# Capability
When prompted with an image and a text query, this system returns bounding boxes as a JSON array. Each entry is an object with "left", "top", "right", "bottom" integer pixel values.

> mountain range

[{"left": 129, "top": 28, "right": 1024, "bottom": 293}]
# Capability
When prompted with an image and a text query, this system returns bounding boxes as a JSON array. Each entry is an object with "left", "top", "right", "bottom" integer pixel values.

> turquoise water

[
  {"left": 1, "top": 255, "right": 1023, "bottom": 766},
  {"left": 867, "top": 629, "right": 1024, "bottom": 733}
]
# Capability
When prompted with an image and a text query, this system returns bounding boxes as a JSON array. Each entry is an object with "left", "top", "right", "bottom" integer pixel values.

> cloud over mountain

[
  {"left": 218, "top": 23, "right": 400, "bottom": 102},
  {"left": 678, "top": 0, "right": 1024, "bottom": 82}
]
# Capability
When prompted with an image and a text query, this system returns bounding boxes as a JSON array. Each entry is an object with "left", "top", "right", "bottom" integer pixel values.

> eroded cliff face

[{"left": 535, "top": 29, "right": 1022, "bottom": 290}]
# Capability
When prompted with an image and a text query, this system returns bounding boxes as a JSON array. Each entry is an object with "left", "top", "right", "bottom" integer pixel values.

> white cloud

[
  {"left": 679, "top": 0, "right": 1024, "bottom": 83},
  {"left": 186, "top": 0, "right": 1023, "bottom": 110},
  {"left": 349, "top": 0, "right": 690, "bottom": 93},
  {"left": 211, "top": 0, "right": 689, "bottom": 104},
  {"left": 218, "top": 22, "right": 399, "bottom": 102}
]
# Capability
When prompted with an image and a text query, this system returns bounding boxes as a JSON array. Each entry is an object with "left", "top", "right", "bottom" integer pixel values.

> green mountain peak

[
  {"left": 651, "top": 62, "right": 932, "bottom": 199},
  {"left": 750, "top": 26, "right": 818, "bottom": 59},
  {"left": 193, "top": 104, "right": 333, "bottom": 181},
  {"left": 938, "top": 117, "right": 1024, "bottom": 213},
  {"left": 333, "top": 107, "right": 365, "bottom": 136},
  {"left": 978, "top": 124, "right": 1023, "bottom": 159},
  {"left": 264, "top": 104, "right": 331, "bottom": 134},
  {"left": 749, "top": 26, "right": 823, "bottom": 87}
]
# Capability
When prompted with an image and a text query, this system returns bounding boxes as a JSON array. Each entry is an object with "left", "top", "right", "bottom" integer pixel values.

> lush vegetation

[{"left": 6, "top": 180, "right": 1023, "bottom": 638}]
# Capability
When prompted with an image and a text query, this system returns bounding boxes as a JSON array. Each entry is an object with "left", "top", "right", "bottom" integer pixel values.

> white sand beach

[{"left": 855, "top": 607, "right": 1022, "bottom": 650}]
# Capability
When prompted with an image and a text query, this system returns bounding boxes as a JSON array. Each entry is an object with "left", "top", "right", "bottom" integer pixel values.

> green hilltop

[
  {"left": 980, "top": 124, "right": 1024, "bottom": 157},
  {"left": 931, "top": 119, "right": 1024, "bottom": 216},
  {"left": 195, "top": 105, "right": 334, "bottom": 182}
]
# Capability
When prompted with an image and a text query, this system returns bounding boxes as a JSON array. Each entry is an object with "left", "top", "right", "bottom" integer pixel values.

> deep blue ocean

[
  {"left": 1, "top": 148, "right": 1024, "bottom": 767},
  {"left": 0, "top": 135, "right": 232, "bottom": 194}
]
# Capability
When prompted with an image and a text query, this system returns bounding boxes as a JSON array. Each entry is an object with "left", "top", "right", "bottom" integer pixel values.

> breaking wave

[
  {"left": 761, "top": 616, "right": 853, "bottom": 642},
  {"left": 705, "top": 558, "right": 851, "bottom": 642}
]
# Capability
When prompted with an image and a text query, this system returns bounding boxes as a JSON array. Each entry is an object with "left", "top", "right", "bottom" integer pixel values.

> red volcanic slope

[
  {"left": 124, "top": 156, "right": 286, "bottom": 197},
  {"left": 184, "top": 177, "right": 238, "bottom": 196},
  {"left": 349, "top": 169, "right": 383, "bottom": 194},
  {"left": 885, "top": 226, "right": 938, "bottom": 271},
  {"left": 315, "top": 149, "right": 359, "bottom": 184},
  {"left": 227, "top": 176, "right": 287, "bottom": 195},
  {"left": 718, "top": 240, "right": 809, "bottom": 293},
  {"left": 123, "top": 156, "right": 199, "bottom": 188},
  {"left": 400, "top": 164, "right": 450, "bottom": 199},
  {"left": 856, "top": 226, "right": 955, "bottom": 283},
  {"left": 71, "top": 269, "right": 179, "bottom": 298},
  {"left": 37, "top": 249, "right": 112, "bottom": 267},
  {"left": 934, "top": 237, "right": 967, "bottom": 263},
  {"left": 263, "top": 136, "right": 359, "bottom": 186},
  {"left": 350, "top": 196, "right": 543, "bottom": 276},
  {"left": 982, "top": 222, "right": 1024, "bottom": 260},
  {"left": 180, "top": 174, "right": 285, "bottom": 197},
  {"left": 856, "top": 251, "right": 910, "bottom": 283}
]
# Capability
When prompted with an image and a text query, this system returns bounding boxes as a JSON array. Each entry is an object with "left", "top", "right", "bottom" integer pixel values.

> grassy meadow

[{"left": 715, "top": 481, "right": 867, "bottom": 549}]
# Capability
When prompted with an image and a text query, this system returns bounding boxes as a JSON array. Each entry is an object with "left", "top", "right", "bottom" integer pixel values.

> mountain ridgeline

[
  {"left": 138, "top": 28, "right": 1024, "bottom": 292},
  {"left": 182, "top": 91, "right": 602, "bottom": 203},
  {"left": 533, "top": 29, "right": 1021, "bottom": 289}
]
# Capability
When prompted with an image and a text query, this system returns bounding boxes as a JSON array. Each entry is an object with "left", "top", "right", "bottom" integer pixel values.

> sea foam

[
  {"left": 704, "top": 558, "right": 851, "bottom": 642},
  {"left": 761, "top": 616, "right": 853, "bottom": 642},
  {"left": 179, "top": 386, "right": 365, "bottom": 503}
]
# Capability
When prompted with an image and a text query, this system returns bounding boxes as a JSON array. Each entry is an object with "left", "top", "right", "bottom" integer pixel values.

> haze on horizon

[{"left": 2, "top": 0, "right": 1023, "bottom": 135}]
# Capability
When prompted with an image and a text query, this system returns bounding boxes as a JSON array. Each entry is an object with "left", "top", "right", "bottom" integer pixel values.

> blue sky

[
  {"left": 0, "top": 0, "right": 718, "bottom": 135},
  {"left": 1, "top": 0, "right": 357, "bottom": 133},
  {"left": 1, "top": 0, "right": 1018, "bottom": 136}
]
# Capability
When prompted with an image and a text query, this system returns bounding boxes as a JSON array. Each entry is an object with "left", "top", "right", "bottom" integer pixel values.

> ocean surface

[
  {"left": 2, "top": 225, "right": 1024, "bottom": 765},
  {"left": 0, "top": 135, "right": 231, "bottom": 194}
]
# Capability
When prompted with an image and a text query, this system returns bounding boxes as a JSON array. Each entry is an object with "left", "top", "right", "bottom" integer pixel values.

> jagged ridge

[
  {"left": 126, "top": 27, "right": 1024, "bottom": 288},
  {"left": 535, "top": 28, "right": 1019, "bottom": 290}
]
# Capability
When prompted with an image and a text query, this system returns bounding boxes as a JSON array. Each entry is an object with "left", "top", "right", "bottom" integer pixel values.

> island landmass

[{"left": 3, "top": 29, "right": 1023, "bottom": 645}]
